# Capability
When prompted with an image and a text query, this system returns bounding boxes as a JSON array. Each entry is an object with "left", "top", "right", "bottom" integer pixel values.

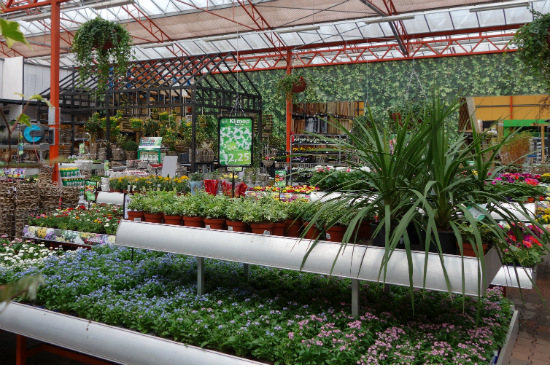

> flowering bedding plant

[
  {"left": 111, "top": 175, "right": 190, "bottom": 193},
  {"left": 500, "top": 222, "right": 548, "bottom": 267},
  {"left": 0, "top": 245, "right": 513, "bottom": 365},
  {"left": 27, "top": 204, "right": 122, "bottom": 235},
  {"left": 491, "top": 172, "right": 542, "bottom": 185},
  {"left": 250, "top": 185, "right": 318, "bottom": 194},
  {"left": 0, "top": 237, "right": 63, "bottom": 272}
]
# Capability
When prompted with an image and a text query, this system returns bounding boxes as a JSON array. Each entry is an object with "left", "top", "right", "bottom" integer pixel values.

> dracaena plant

[{"left": 300, "top": 92, "right": 550, "bottom": 303}]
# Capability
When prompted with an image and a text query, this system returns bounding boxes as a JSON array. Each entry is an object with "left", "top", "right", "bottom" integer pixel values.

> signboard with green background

[{"left": 218, "top": 117, "right": 253, "bottom": 166}]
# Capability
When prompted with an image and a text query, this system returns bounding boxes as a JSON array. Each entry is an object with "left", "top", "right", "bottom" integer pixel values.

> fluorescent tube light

[
  {"left": 140, "top": 41, "right": 175, "bottom": 49},
  {"left": 20, "top": 12, "right": 51, "bottom": 21},
  {"left": 33, "top": 55, "right": 51, "bottom": 61},
  {"left": 366, "top": 15, "right": 415, "bottom": 24},
  {"left": 277, "top": 25, "right": 320, "bottom": 34},
  {"left": 469, "top": 1, "right": 530, "bottom": 12},
  {"left": 90, "top": 0, "right": 135, "bottom": 10},
  {"left": 207, "top": 35, "right": 242, "bottom": 42}
]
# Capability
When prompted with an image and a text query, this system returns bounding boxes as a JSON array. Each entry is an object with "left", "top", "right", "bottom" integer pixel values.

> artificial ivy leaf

[{"left": 0, "top": 18, "right": 29, "bottom": 48}]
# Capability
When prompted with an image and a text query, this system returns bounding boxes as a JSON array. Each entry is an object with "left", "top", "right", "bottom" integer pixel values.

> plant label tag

[
  {"left": 228, "top": 226, "right": 234, "bottom": 231},
  {"left": 326, "top": 233, "right": 331, "bottom": 239},
  {"left": 206, "top": 225, "right": 211, "bottom": 229},
  {"left": 263, "top": 230, "right": 271, "bottom": 235}
]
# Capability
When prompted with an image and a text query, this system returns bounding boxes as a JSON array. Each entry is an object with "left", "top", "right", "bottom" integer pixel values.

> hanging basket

[{"left": 291, "top": 78, "right": 307, "bottom": 94}]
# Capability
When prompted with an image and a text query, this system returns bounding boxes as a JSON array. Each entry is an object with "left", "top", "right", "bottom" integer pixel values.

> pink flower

[{"left": 288, "top": 332, "right": 294, "bottom": 339}]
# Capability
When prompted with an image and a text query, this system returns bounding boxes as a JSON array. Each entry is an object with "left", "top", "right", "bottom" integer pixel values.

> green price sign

[{"left": 219, "top": 117, "right": 253, "bottom": 166}]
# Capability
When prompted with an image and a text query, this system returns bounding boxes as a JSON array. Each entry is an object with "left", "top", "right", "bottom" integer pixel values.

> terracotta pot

[
  {"left": 127, "top": 211, "right": 144, "bottom": 222},
  {"left": 113, "top": 189, "right": 122, "bottom": 193},
  {"left": 144, "top": 213, "right": 163, "bottom": 223},
  {"left": 250, "top": 222, "right": 274, "bottom": 235},
  {"left": 204, "top": 218, "right": 226, "bottom": 230},
  {"left": 226, "top": 220, "right": 249, "bottom": 233},
  {"left": 272, "top": 222, "right": 286, "bottom": 236},
  {"left": 285, "top": 219, "right": 302, "bottom": 237},
  {"left": 461, "top": 242, "right": 489, "bottom": 257},
  {"left": 302, "top": 221, "right": 321, "bottom": 240},
  {"left": 183, "top": 216, "right": 204, "bottom": 228},
  {"left": 527, "top": 197, "right": 535, "bottom": 203},
  {"left": 326, "top": 225, "right": 347, "bottom": 243},
  {"left": 163, "top": 214, "right": 182, "bottom": 225}
]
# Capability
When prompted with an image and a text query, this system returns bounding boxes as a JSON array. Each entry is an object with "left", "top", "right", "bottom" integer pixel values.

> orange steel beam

[
  {"left": 0, "top": 42, "right": 24, "bottom": 57},
  {"left": 225, "top": 32, "right": 516, "bottom": 72},
  {"left": 121, "top": 4, "right": 188, "bottom": 57},
  {"left": 1, "top": 0, "right": 71, "bottom": 13},
  {"left": 285, "top": 49, "right": 291, "bottom": 165},
  {"left": 234, "top": 0, "right": 286, "bottom": 56},
  {"left": 49, "top": 0, "right": 60, "bottom": 183}
]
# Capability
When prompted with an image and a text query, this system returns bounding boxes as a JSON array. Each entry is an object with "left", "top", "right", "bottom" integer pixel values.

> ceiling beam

[
  {"left": 359, "top": 0, "right": 409, "bottom": 56},
  {"left": 234, "top": 0, "right": 286, "bottom": 57}
]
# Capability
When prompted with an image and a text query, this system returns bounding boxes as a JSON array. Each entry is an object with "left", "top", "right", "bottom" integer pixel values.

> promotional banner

[{"left": 218, "top": 117, "right": 253, "bottom": 166}]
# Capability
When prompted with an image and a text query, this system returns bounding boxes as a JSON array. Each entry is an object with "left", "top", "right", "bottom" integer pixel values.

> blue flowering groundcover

[{"left": 0, "top": 245, "right": 513, "bottom": 365}]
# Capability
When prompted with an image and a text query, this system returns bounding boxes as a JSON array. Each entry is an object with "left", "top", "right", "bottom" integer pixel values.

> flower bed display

[
  {"left": 22, "top": 226, "right": 117, "bottom": 247},
  {"left": 0, "top": 244, "right": 514, "bottom": 365},
  {"left": 0, "top": 237, "right": 63, "bottom": 273},
  {"left": 109, "top": 175, "right": 189, "bottom": 193},
  {"left": 27, "top": 204, "right": 122, "bottom": 235}
]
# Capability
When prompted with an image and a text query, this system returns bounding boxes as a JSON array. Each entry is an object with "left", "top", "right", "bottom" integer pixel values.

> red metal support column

[
  {"left": 16, "top": 334, "right": 26, "bottom": 365},
  {"left": 50, "top": 0, "right": 61, "bottom": 183},
  {"left": 285, "top": 50, "right": 292, "bottom": 164}
]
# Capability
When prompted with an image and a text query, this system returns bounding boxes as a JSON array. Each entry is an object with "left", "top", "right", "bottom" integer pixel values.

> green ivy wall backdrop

[{"left": 241, "top": 53, "right": 547, "bottom": 140}]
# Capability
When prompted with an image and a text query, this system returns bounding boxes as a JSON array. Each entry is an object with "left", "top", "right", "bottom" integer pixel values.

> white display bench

[{"left": 115, "top": 220, "right": 503, "bottom": 317}]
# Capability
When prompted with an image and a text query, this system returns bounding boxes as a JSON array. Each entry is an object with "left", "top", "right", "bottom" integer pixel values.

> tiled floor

[{"left": 507, "top": 255, "right": 550, "bottom": 365}]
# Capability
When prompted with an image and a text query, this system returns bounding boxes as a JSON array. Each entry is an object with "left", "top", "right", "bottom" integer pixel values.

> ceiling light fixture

[
  {"left": 207, "top": 35, "right": 242, "bottom": 42},
  {"left": 277, "top": 25, "right": 320, "bottom": 34},
  {"left": 140, "top": 41, "right": 175, "bottom": 49},
  {"left": 90, "top": 0, "right": 135, "bottom": 10},
  {"left": 365, "top": 15, "right": 415, "bottom": 24},
  {"left": 20, "top": 12, "right": 51, "bottom": 21},
  {"left": 469, "top": 1, "right": 530, "bottom": 12}
]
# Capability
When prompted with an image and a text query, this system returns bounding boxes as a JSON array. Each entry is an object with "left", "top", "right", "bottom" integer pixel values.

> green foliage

[
  {"left": 0, "top": 18, "right": 28, "bottom": 48},
  {"left": 511, "top": 10, "right": 550, "bottom": 92},
  {"left": 122, "top": 139, "right": 138, "bottom": 151},
  {"left": 72, "top": 17, "right": 134, "bottom": 94}
]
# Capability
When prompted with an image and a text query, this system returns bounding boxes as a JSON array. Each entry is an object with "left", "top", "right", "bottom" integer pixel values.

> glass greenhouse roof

[{"left": 1, "top": 0, "right": 549, "bottom": 70}]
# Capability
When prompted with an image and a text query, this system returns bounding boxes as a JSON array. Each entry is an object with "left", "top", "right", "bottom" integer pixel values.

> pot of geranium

[
  {"left": 179, "top": 193, "right": 205, "bottom": 227},
  {"left": 269, "top": 199, "right": 288, "bottom": 236},
  {"left": 284, "top": 199, "right": 307, "bottom": 237},
  {"left": 142, "top": 192, "right": 167, "bottom": 223},
  {"left": 127, "top": 193, "right": 145, "bottom": 222},
  {"left": 240, "top": 197, "right": 277, "bottom": 235},
  {"left": 72, "top": 17, "right": 133, "bottom": 95},
  {"left": 225, "top": 198, "right": 250, "bottom": 233},
  {"left": 202, "top": 194, "right": 227, "bottom": 230},
  {"left": 162, "top": 197, "right": 183, "bottom": 226}
]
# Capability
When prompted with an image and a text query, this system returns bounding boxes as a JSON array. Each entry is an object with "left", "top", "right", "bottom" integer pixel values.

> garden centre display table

[{"left": 115, "top": 220, "right": 503, "bottom": 317}]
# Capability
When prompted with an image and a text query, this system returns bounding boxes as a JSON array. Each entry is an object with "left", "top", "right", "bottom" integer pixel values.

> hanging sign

[{"left": 218, "top": 117, "right": 253, "bottom": 166}]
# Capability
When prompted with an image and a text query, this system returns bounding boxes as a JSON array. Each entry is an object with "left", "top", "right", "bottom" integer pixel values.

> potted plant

[
  {"left": 127, "top": 192, "right": 146, "bottom": 221},
  {"left": 239, "top": 197, "right": 278, "bottom": 235},
  {"left": 85, "top": 113, "right": 102, "bottom": 142},
  {"left": 284, "top": 199, "right": 307, "bottom": 237},
  {"left": 202, "top": 194, "right": 227, "bottom": 230},
  {"left": 511, "top": 10, "right": 550, "bottom": 92},
  {"left": 162, "top": 194, "right": 183, "bottom": 225},
  {"left": 72, "top": 17, "right": 134, "bottom": 94},
  {"left": 225, "top": 198, "right": 250, "bottom": 233},
  {"left": 180, "top": 194, "right": 205, "bottom": 228},
  {"left": 142, "top": 192, "right": 166, "bottom": 223}
]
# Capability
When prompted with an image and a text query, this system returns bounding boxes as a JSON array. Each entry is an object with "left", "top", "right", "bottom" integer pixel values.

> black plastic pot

[{"left": 419, "top": 230, "right": 457, "bottom": 255}]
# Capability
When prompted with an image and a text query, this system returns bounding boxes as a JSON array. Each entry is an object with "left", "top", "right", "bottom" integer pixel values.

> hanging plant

[
  {"left": 72, "top": 17, "right": 133, "bottom": 94},
  {"left": 276, "top": 73, "right": 311, "bottom": 98},
  {"left": 511, "top": 10, "right": 550, "bottom": 91}
]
